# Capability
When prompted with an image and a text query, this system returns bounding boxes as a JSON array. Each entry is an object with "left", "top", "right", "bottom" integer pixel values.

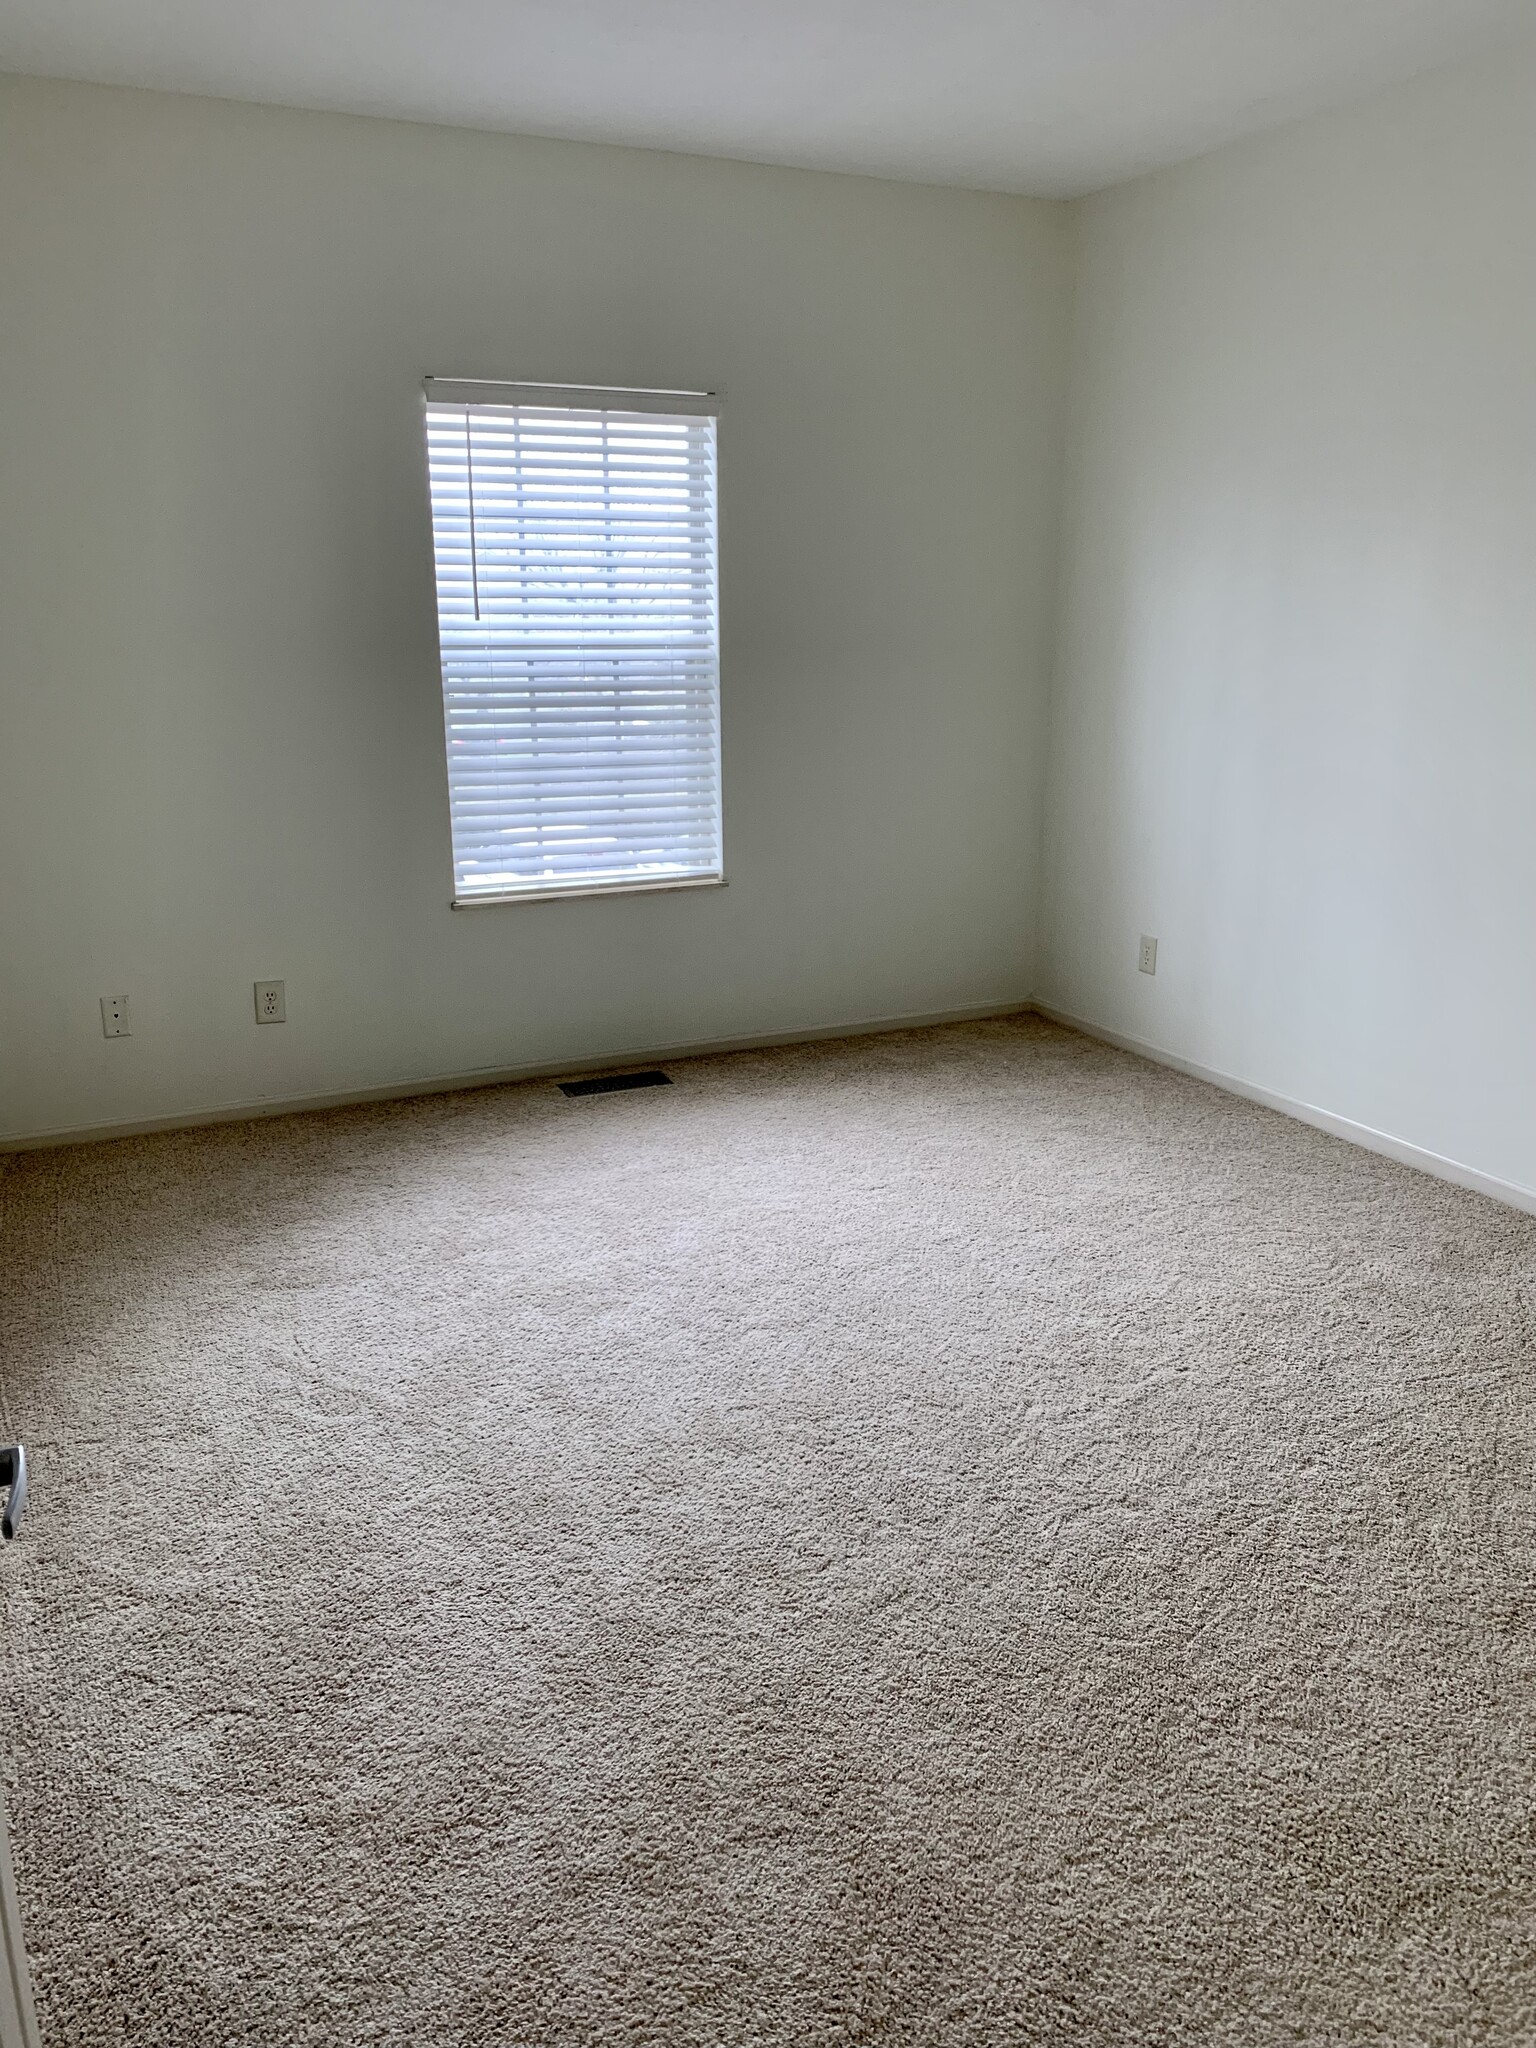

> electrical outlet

[
  {"left": 1138, "top": 935, "right": 1158, "bottom": 976},
  {"left": 254, "top": 980, "right": 286, "bottom": 1024},
  {"left": 100, "top": 994, "right": 131, "bottom": 1038}
]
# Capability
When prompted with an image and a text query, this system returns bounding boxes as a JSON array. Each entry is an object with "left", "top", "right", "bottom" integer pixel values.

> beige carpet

[{"left": 1, "top": 1014, "right": 1533, "bottom": 2046}]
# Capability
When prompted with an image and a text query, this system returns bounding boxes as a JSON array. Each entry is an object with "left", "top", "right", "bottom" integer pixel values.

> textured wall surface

[
  {"left": 0, "top": 73, "right": 1066, "bottom": 1144},
  {"left": 1042, "top": 42, "right": 1536, "bottom": 1195}
]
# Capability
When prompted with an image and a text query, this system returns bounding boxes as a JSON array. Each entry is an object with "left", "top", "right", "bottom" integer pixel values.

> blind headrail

[{"left": 424, "top": 377, "right": 721, "bottom": 417}]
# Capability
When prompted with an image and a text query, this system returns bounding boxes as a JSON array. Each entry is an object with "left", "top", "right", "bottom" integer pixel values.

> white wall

[
  {"left": 1042, "top": 43, "right": 1536, "bottom": 1195},
  {"left": 0, "top": 75, "right": 1066, "bottom": 1143}
]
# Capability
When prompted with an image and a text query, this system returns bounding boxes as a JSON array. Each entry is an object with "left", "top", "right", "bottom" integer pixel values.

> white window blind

[{"left": 423, "top": 379, "right": 723, "bottom": 903}]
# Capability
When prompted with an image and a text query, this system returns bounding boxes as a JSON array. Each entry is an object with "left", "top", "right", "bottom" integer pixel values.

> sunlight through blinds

[{"left": 424, "top": 381, "right": 723, "bottom": 902}]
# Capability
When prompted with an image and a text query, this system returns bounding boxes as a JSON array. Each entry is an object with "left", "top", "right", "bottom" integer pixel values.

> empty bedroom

[{"left": 1, "top": 2, "right": 1534, "bottom": 2042}]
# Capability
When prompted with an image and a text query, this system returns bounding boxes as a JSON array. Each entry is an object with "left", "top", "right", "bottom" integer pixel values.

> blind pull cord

[{"left": 464, "top": 410, "right": 482, "bottom": 622}]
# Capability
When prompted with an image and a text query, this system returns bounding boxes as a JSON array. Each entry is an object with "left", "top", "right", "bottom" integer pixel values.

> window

[{"left": 423, "top": 379, "right": 723, "bottom": 904}]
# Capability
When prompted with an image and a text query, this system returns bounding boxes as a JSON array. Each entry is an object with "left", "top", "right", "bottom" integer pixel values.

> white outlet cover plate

[
  {"left": 1138, "top": 936, "right": 1158, "bottom": 975},
  {"left": 254, "top": 980, "right": 286, "bottom": 1024},
  {"left": 100, "top": 995, "right": 131, "bottom": 1038}
]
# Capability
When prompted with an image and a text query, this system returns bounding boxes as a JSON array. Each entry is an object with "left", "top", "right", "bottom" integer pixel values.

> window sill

[{"left": 451, "top": 875, "right": 727, "bottom": 909}]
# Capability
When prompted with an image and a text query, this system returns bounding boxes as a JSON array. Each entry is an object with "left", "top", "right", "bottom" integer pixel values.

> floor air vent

[{"left": 559, "top": 1070, "right": 672, "bottom": 1098}]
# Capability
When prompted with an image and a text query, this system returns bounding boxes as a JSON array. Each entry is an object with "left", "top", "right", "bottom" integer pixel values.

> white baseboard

[
  {"left": 1034, "top": 1002, "right": 1536, "bottom": 1221},
  {"left": 0, "top": 1787, "right": 40, "bottom": 2048},
  {"left": 16, "top": 997, "right": 1532, "bottom": 1224},
  {"left": 1, "top": 995, "right": 1033, "bottom": 1153}
]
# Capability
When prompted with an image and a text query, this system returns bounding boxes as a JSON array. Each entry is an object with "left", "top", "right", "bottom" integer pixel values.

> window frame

[{"left": 422, "top": 377, "right": 726, "bottom": 909}]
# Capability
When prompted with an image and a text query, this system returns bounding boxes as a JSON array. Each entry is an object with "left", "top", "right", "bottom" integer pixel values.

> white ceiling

[{"left": 0, "top": 0, "right": 1529, "bottom": 197}]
